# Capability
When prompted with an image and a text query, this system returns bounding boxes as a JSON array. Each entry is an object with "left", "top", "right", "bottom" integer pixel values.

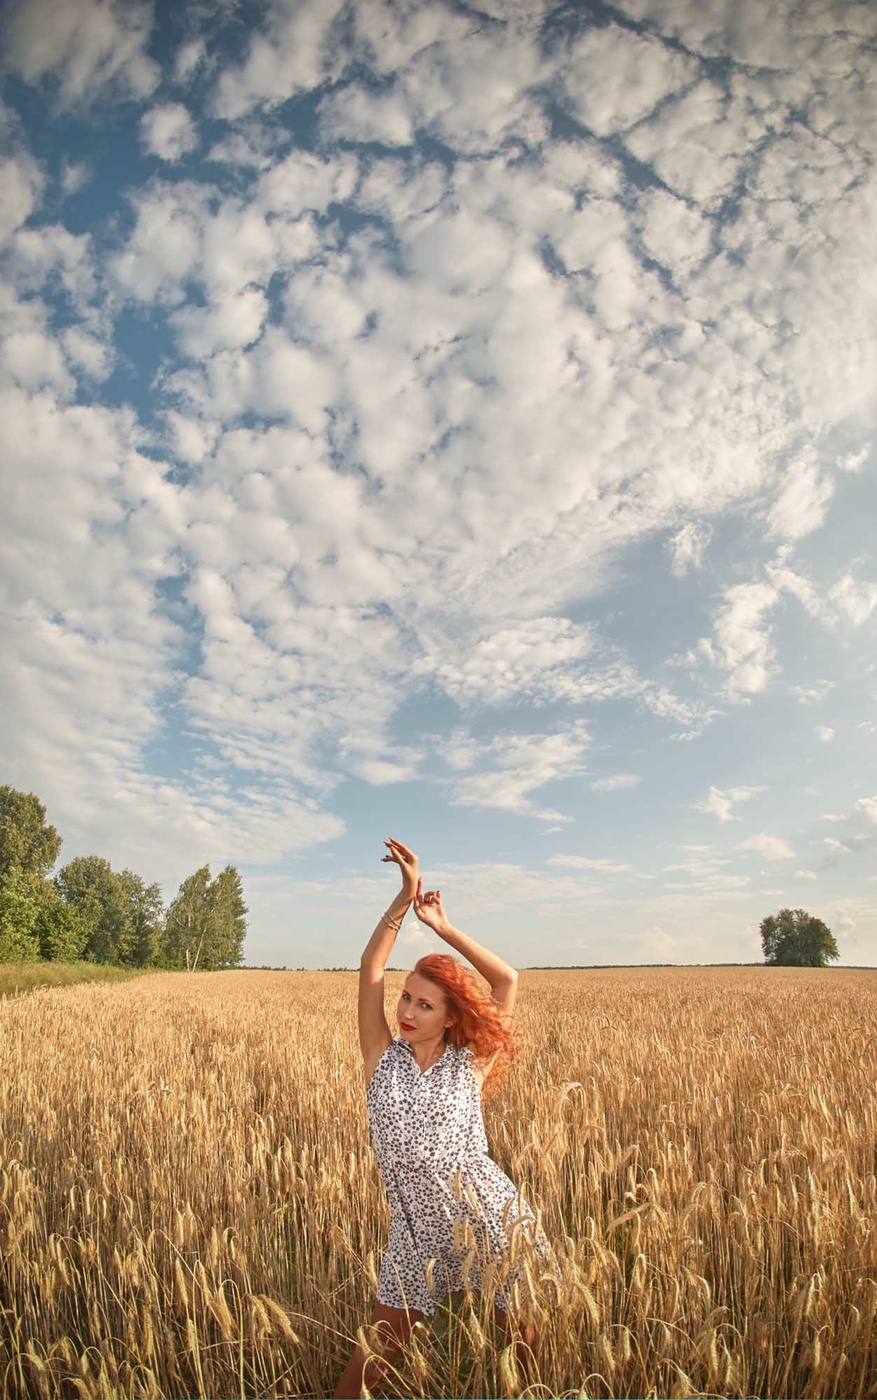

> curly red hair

[{"left": 411, "top": 953, "right": 519, "bottom": 1094}]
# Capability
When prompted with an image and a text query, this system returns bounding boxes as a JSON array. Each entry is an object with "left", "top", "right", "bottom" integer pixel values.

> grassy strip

[{"left": 0, "top": 961, "right": 155, "bottom": 1000}]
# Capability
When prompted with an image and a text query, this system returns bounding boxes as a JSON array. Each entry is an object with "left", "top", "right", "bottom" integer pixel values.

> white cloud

[
  {"left": 791, "top": 679, "right": 835, "bottom": 704},
  {"left": 59, "top": 158, "right": 90, "bottom": 197},
  {"left": 418, "top": 618, "right": 595, "bottom": 707},
  {"left": 855, "top": 797, "right": 877, "bottom": 825},
  {"left": 170, "top": 288, "right": 268, "bottom": 358},
  {"left": 701, "top": 583, "right": 778, "bottom": 698},
  {"left": 561, "top": 24, "right": 698, "bottom": 138},
  {"left": 740, "top": 833, "right": 795, "bottom": 860},
  {"left": 696, "top": 785, "right": 765, "bottom": 822},
  {"left": 319, "top": 85, "right": 415, "bottom": 147},
  {"left": 626, "top": 80, "right": 760, "bottom": 208},
  {"left": 174, "top": 38, "right": 206, "bottom": 84},
  {"left": 638, "top": 189, "right": 713, "bottom": 282},
  {"left": 828, "top": 574, "right": 877, "bottom": 627},
  {"left": 61, "top": 326, "right": 113, "bottom": 380},
  {"left": 815, "top": 726, "right": 835, "bottom": 743},
  {"left": 0, "top": 152, "right": 45, "bottom": 242},
  {"left": 443, "top": 723, "right": 591, "bottom": 821},
  {"left": 110, "top": 183, "right": 204, "bottom": 305},
  {"left": 546, "top": 855, "right": 632, "bottom": 873},
  {"left": 767, "top": 557, "right": 877, "bottom": 631},
  {"left": 668, "top": 521, "right": 712, "bottom": 578},
  {"left": 795, "top": 869, "right": 818, "bottom": 880},
  {"left": 591, "top": 773, "right": 641, "bottom": 793},
  {"left": 141, "top": 103, "right": 199, "bottom": 162},
  {"left": 767, "top": 453, "right": 835, "bottom": 539},
  {"left": 213, "top": 0, "right": 347, "bottom": 119},
  {"left": 824, "top": 837, "right": 852, "bottom": 854},
  {"left": 5, "top": 0, "right": 877, "bottom": 961},
  {"left": 2, "top": 0, "right": 158, "bottom": 105}
]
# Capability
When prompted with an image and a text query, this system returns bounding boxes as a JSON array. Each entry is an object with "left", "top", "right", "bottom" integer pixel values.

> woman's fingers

[{"left": 388, "top": 838, "right": 416, "bottom": 861}]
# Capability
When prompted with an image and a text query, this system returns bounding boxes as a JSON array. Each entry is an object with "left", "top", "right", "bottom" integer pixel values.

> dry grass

[
  {"left": 1, "top": 966, "right": 875, "bottom": 1399},
  {"left": 0, "top": 962, "right": 148, "bottom": 1000}
]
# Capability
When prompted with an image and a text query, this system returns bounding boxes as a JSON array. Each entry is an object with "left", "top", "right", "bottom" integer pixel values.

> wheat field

[{"left": 1, "top": 966, "right": 875, "bottom": 1399}]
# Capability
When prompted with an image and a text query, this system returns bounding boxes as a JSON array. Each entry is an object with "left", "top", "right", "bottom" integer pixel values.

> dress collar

[{"left": 400, "top": 1039, "right": 451, "bottom": 1074}]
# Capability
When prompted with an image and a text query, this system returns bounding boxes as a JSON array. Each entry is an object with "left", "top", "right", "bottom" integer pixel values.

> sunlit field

[{"left": 1, "top": 967, "right": 875, "bottom": 1399}]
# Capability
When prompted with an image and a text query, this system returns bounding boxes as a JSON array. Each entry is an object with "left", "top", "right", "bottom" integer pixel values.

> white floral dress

[{"left": 366, "top": 1036, "right": 550, "bottom": 1316}]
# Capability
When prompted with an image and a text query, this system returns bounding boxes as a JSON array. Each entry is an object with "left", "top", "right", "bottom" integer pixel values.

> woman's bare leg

[{"left": 333, "top": 1303, "right": 426, "bottom": 1398}]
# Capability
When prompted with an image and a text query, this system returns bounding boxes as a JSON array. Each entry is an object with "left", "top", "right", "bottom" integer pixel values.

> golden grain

[{"left": 0, "top": 967, "right": 876, "bottom": 1397}]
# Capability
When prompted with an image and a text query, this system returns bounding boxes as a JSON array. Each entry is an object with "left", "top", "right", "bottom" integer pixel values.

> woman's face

[{"left": 397, "top": 972, "right": 453, "bottom": 1043}]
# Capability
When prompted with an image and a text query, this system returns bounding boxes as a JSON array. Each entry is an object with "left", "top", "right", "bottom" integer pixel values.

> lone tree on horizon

[{"left": 760, "top": 907, "right": 840, "bottom": 967}]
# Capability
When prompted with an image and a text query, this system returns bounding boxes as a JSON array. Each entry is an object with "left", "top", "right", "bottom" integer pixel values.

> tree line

[{"left": 0, "top": 785, "right": 247, "bottom": 970}]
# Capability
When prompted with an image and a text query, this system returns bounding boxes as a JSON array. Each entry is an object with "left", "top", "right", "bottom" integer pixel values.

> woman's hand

[
  {"left": 381, "top": 838, "right": 419, "bottom": 899},
  {"left": 413, "top": 879, "right": 450, "bottom": 934}
]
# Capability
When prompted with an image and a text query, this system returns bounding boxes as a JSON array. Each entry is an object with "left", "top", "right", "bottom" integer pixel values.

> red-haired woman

[{"left": 334, "top": 838, "right": 550, "bottom": 1399}]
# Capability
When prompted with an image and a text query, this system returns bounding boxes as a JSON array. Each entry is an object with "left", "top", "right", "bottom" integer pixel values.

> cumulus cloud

[
  {"left": 2, "top": 0, "right": 158, "bottom": 105},
  {"left": 815, "top": 726, "right": 835, "bottom": 742},
  {"left": 141, "top": 103, "right": 199, "bottom": 162},
  {"left": 740, "top": 833, "right": 796, "bottom": 860},
  {"left": 418, "top": 618, "right": 596, "bottom": 707},
  {"left": 591, "top": 773, "right": 641, "bottom": 793},
  {"left": 696, "top": 785, "right": 766, "bottom": 822},
  {"left": 213, "top": 0, "right": 347, "bottom": 118},
  {"left": 856, "top": 797, "right": 877, "bottom": 825},
  {"left": 442, "top": 723, "right": 591, "bottom": 821},
  {"left": 767, "top": 454, "right": 835, "bottom": 539},
  {"left": 668, "top": 521, "right": 712, "bottom": 577},
  {"left": 3, "top": 0, "right": 877, "bottom": 953},
  {"left": 560, "top": 23, "right": 698, "bottom": 138},
  {"left": 700, "top": 583, "right": 778, "bottom": 698},
  {"left": 791, "top": 679, "right": 835, "bottom": 704},
  {"left": 547, "top": 855, "right": 632, "bottom": 872},
  {"left": 828, "top": 573, "right": 877, "bottom": 626}
]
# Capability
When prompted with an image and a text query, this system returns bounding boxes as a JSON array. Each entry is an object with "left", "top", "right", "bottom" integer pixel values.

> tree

[
  {"left": 760, "top": 907, "right": 839, "bottom": 967},
  {"left": 55, "top": 856, "right": 135, "bottom": 964},
  {"left": 164, "top": 865, "right": 248, "bottom": 970},
  {"left": 0, "top": 787, "right": 64, "bottom": 961},
  {"left": 0, "top": 866, "right": 43, "bottom": 962},
  {"left": 163, "top": 866, "right": 211, "bottom": 970},
  {"left": 35, "top": 891, "right": 90, "bottom": 962},
  {"left": 209, "top": 866, "right": 248, "bottom": 969},
  {"left": 0, "top": 786, "right": 62, "bottom": 885},
  {"left": 118, "top": 870, "right": 164, "bottom": 966}
]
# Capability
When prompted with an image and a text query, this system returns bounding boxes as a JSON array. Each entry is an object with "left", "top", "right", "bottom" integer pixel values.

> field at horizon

[{"left": 1, "top": 966, "right": 875, "bottom": 1398}]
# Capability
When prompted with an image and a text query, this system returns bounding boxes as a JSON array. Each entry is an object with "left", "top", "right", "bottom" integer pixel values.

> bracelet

[{"left": 381, "top": 910, "right": 402, "bottom": 931}]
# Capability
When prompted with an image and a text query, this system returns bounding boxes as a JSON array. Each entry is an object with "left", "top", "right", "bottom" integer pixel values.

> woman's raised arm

[
  {"left": 358, "top": 840, "right": 419, "bottom": 1071},
  {"left": 411, "top": 890, "right": 515, "bottom": 1013}
]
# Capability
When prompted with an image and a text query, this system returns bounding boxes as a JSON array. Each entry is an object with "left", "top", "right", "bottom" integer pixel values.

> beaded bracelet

[{"left": 381, "top": 910, "right": 402, "bottom": 931}]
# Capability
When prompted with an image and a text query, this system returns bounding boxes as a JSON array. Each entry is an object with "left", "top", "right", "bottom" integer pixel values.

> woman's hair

[{"left": 412, "top": 953, "right": 519, "bottom": 1094}]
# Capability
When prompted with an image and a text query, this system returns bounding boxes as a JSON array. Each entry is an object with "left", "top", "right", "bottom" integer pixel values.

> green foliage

[
  {"left": 0, "top": 786, "right": 62, "bottom": 884},
  {"left": 118, "top": 870, "right": 165, "bottom": 966},
  {"left": 0, "top": 783, "right": 249, "bottom": 971},
  {"left": 55, "top": 856, "right": 132, "bottom": 963},
  {"left": 0, "top": 787, "right": 67, "bottom": 961},
  {"left": 760, "top": 907, "right": 840, "bottom": 968},
  {"left": 54, "top": 858, "right": 164, "bottom": 967},
  {"left": 0, "top": 866, "right": 43, "bottom": 962},
  {"left": 35, "top": 892, "right": 90, "bottom": 962},
  {"left": 164, "top": 864, "right": 248, "bottom": 971}
]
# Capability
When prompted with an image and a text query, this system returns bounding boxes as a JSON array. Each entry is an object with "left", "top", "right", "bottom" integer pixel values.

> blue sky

[{"left": 1, "top": 0, "right": 876, "bottom": 970}]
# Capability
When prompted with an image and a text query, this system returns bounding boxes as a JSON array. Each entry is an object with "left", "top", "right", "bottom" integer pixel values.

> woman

[{"left": 334, "top": 838, "right": 549, "bottom": 1399}]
